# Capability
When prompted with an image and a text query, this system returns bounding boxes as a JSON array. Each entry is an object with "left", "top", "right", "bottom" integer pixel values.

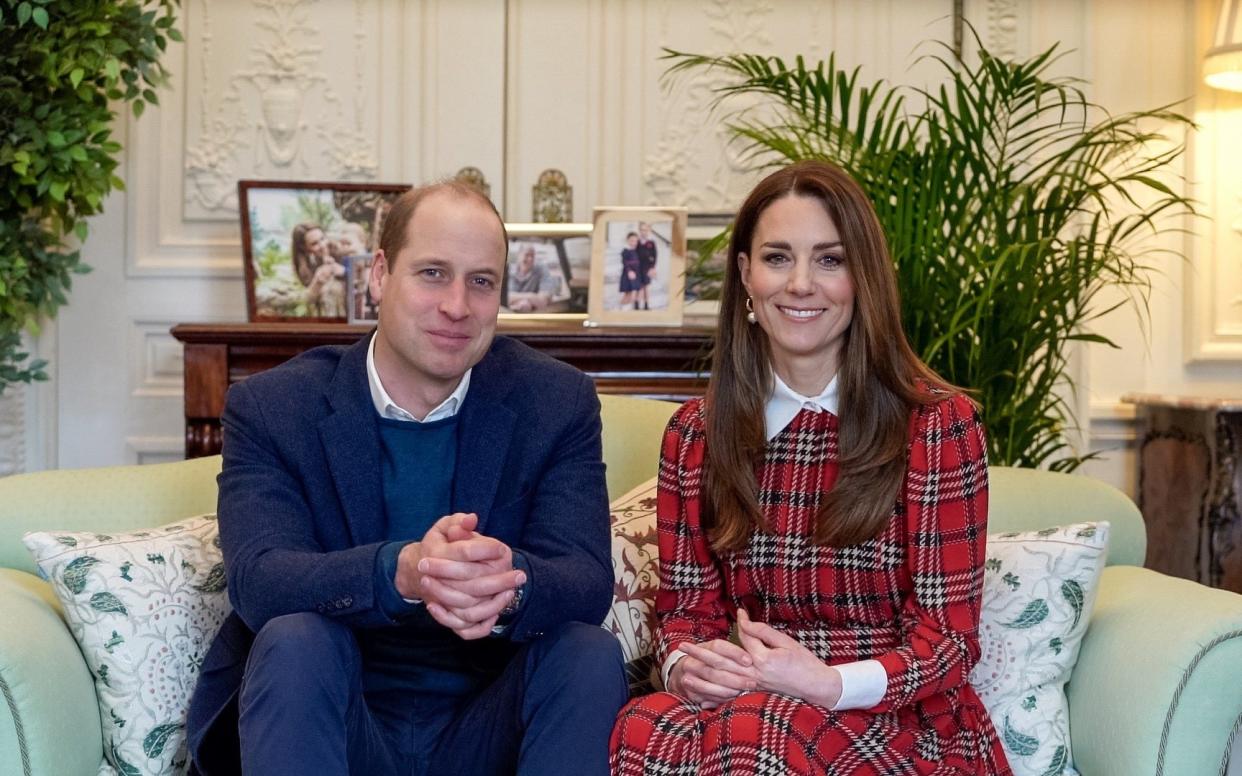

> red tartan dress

[{"left": 610, "top": 394, "right": 1011, "bottom": 775}]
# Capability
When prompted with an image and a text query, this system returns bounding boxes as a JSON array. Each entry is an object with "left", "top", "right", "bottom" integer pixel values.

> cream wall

[{"left": 3, "top": 0, "right": 1238, "bottom": 497}]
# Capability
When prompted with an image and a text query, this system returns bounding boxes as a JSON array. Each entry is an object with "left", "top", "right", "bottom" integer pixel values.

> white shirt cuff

[
  {"left": 660, "top": 648, "right": 689, "bottom": 689},
  {"left": 831, "top": 659, "right": 887, "bottom": 710}
]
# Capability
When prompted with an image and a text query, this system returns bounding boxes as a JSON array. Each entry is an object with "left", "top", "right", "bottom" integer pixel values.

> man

[
  {"left": 506, "top": 244, "right": 557, "bottom": 313},
  {"left": 186, "top": 181, "right": 625, "bottom": 775}
]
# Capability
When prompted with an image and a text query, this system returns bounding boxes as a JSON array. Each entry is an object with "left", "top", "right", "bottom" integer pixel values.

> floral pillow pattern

[
  {"left": 603, "top": 477, "right": 660, "bottom": 694},
  {"left": 23, "top": 515, "right": 230, "bottom": 776},
  {"left": 970, "top": 521, "right": 1110, "bottom": 776}
]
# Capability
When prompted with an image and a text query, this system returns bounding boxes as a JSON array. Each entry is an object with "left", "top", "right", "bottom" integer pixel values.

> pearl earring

[{"left": 746, "top": 297, "right": 757, "bottom": 324}]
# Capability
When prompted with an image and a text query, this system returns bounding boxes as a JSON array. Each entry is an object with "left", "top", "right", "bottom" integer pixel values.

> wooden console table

[{"left": 172, "top": 321, "right": 713, "bottom": 459}]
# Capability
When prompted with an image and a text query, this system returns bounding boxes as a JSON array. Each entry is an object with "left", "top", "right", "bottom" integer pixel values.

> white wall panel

[{"left": 1190, "top": 0, "right": 1242, "bottom": 363}]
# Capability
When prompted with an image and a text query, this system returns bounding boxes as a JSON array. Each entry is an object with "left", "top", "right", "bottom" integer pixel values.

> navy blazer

[{"left": 186, "top": 334, "right": 613, "bottom": 775}]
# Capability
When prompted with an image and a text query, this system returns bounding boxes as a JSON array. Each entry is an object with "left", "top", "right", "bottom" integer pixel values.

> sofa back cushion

[
  {"left": 988, "top": 466, "right": 1142, "bottom": 566},
  {"left": 0, "top": 456, "right": 222, "bottom": 575}
]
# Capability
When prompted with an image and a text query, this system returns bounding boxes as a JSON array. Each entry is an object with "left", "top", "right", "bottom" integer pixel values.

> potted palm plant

[{"left": 667, "top": 38, "right": 1194, "bottom": 470}]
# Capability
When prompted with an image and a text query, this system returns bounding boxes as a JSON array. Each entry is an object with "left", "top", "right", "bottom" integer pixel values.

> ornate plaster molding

[{"left": 185, "top": 0, "right": 379, "bottom": 216}]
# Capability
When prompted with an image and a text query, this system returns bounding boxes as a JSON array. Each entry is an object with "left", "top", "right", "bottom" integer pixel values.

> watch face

[{"left": 500, "top": 583, "right": 525, "bottom": 617}]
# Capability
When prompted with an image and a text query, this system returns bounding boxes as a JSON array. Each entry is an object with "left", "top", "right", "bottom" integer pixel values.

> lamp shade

[{"left": 1206, "top": 0, "right": 1242, "bottom": 91}]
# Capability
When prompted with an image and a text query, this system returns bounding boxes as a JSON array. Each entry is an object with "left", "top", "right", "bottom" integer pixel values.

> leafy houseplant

[
  {"left": 0, "top": 0, "right": 181, "bottom": 391},
  {"left": 667, "top": 39, "right": 1193, "bottom": 471}
]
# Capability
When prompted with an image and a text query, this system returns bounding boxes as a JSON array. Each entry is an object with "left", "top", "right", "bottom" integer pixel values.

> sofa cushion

[
  {"left": 970, "top": 521, "right": 1110, "bottom": 776},
  {"left": 23, "top": 515, "right": 230, "bottom": 776},
  {"left": 603, "top": 477, "right": 660, "bottom": 695}
]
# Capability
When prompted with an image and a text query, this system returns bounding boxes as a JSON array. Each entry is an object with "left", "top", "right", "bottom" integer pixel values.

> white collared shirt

[
  {"left": 366, "top": 332, "right": 471, "bottom": 422},
  {"left": 764, "top": 371, "right": 839, "bottom": 440},
  {"left": 660, "top": 367, "right": 888, "bottom": 710}
]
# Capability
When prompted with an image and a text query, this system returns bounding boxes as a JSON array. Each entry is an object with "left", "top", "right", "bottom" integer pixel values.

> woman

[
  {"left": 290, "top": 221, "right": 345, "bottom": 317},
  {"left": 610, "top": 161, "right": 1010, "bottom": 775}
]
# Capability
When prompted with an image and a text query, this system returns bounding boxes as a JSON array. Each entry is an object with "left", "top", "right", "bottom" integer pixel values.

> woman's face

[
  {"left": 738, "top": 194, "right": 855, "bottom": 391},
  {"left": 626, "top": 235, "right": 639, "bottom": 249},
  {"left": 304, "top": 228, "right": 328, "bottom": 258}
]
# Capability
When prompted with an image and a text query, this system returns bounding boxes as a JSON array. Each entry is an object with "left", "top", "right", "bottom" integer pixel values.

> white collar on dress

[{"left": 763, "top": 370, "right": 839, "bottom": 441}]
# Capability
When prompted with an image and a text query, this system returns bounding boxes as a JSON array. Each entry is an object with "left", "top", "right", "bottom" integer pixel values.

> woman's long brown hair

[{"left": 704, "top": 160, "right": 959, "bottom": 551}]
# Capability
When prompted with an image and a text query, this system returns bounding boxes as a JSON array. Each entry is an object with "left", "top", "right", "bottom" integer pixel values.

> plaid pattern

[{"left": 610, "top": 396, "right": 1011, "bottom": 775}]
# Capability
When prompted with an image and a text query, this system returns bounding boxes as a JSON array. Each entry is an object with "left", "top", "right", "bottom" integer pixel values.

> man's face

[
  {"left": 368, "top": 192, "right": 506, "bottom": 401},
  {"left": 639, "top": 223, "right": 651, "bottom": 240}
]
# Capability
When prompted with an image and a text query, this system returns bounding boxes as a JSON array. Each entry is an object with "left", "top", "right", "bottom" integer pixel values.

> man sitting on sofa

[{"left": 186, "top": 181, "right": 626, "bottom": 776}]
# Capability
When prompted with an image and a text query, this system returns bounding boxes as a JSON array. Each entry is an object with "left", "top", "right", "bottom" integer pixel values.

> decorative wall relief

[
  {"left": 184, "top": 0, "right": 379, "bottom": 219},
  {"left": 645, "top": 0, "right": 777, "bottom": 211},
  {"left": 987, "top": 0, "right": 1021, "bottom": 61}
]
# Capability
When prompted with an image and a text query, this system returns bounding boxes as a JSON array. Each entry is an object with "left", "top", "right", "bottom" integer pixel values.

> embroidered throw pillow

[
  {"left": 603, "top": 477, "right": 660, "bottom": 694},
  {"left": 970, "top": 521, "right": 1110, "bottom": 776},
  {"left": 23, "top": 515, "right": 230, "bottom": 776}
]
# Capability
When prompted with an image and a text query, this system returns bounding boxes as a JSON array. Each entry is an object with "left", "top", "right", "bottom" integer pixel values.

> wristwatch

[{"left": 499, "top": 580, "right": 526, "bottom": 618}]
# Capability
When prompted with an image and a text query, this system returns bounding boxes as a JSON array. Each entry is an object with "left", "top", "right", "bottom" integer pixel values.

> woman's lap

[{"left": 610, "top": 691, "right": 932, "bottom": 776}]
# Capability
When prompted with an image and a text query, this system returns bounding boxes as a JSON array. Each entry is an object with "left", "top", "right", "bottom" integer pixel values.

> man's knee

[
  {"left": 532, "top": 622, "right": 625, "bottom": 695},
  {"left": 244, "top": 612, "right": 360, "bottom": 694}
]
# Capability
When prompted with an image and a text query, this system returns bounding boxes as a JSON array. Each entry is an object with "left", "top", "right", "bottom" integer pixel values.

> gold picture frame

[
  {"left": 501, "top": 223, "right": 593, "bottom": 321},
  {"left": 587, "top": 207, "right": 687, "bottom": 327}
]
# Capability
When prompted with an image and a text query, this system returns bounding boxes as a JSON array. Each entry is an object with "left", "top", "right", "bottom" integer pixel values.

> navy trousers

[{"left": 236, "top": 613, "right": 627, "bottom": 776}]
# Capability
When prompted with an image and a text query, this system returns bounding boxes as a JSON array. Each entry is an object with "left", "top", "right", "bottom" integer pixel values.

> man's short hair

[{"left": 379, "top": 181, "right": 507, "bottom": 270}]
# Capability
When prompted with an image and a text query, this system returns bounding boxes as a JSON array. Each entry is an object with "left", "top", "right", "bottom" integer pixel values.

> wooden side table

[
  {"left": 1123, "top": 393, "right": 1242, "bottom": 593},
  {"left": 172, "top": 321, "right": 713, "bottom": 459}
]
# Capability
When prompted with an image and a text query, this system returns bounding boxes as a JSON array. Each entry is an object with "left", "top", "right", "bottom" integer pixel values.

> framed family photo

[
  {"left": 587, "top": 207, "right": 687, "bottom": 326},
  {"left": 239, "top": 180, "right": 410, "bottom": 322},
  {"left": 502, "top": 223, "right": 593, "bottom": 319}
]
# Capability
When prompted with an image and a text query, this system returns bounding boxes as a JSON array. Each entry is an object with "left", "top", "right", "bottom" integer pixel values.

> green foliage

[
  {"left": 289, "top": 192, "right": 337, "bottom": 234},
  {"left": 0, "top": 0, "right": 180, "bottom": 392},
  {"left": 666, "top": 35, "right": 1194, "bottom": 470}
]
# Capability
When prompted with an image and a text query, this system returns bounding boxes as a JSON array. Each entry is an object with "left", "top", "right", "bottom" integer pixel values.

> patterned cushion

[
  {"left": 23, "top": 515, "right": 230, "bottom": 776},
  {"left": 970, "top": 521, "right": 1110, "bottom": 776},
  {"left": 603, "top": 477, "right": 660, "bottom": 695}
]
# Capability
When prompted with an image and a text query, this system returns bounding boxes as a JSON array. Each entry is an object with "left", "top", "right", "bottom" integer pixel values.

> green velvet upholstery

[{"left": 0, "top": 394, "right": 1239, "bottom": 775}]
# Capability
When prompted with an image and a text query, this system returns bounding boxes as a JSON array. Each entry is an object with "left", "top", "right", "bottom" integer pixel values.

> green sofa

[{"left": 2, "top": 395, "right": 1241, "bottom": 775}]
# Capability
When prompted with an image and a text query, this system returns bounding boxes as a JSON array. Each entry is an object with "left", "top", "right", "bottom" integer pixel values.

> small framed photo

[
  {"left": 587, "top": 207, "right": 687, "bottom": 326},
  {"left": 502, "top": 224, "right": 593, "bottom": 319},
  {"left": 239, "top": 180, "right": 410, "bottom": 322},
  {"left": 346, "top": 254, "right": 379, "bottom": 324}
]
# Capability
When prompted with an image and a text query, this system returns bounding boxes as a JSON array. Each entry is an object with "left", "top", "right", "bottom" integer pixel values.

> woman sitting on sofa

[{"left": 609, "top": 160, "right": 1011, "bottom": 775}]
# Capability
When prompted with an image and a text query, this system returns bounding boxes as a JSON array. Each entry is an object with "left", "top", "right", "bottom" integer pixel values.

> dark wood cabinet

[
  {"left": 172, "top": 321, "right": 713, "bottom": 458},
  {"left": 1125, "top": 393, "right": 1242, "bottom": 594}
]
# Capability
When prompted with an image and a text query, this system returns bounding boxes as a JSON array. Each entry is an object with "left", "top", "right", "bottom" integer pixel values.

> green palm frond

[{"left": 665, "top": 38, "right": 1194, "bottom": 471}]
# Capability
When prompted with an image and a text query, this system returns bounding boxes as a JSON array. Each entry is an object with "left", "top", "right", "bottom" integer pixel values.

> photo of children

[
  {"left": 588, "top": 206, "right": 686, "bottom": 326},
  {"left": 240, "top": 181, "right": 408, "bottom": 321},
  {"left": 604, "top": 219, "right": 673, "bottom": 312}
]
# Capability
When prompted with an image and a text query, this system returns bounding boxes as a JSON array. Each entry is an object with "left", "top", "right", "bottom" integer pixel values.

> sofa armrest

[
  {"left": 1067, "top": 565, "right": 1242, "bottom": 776},
  {"left": 0, "top": 570, "right": 102, "bottom": 776}
]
